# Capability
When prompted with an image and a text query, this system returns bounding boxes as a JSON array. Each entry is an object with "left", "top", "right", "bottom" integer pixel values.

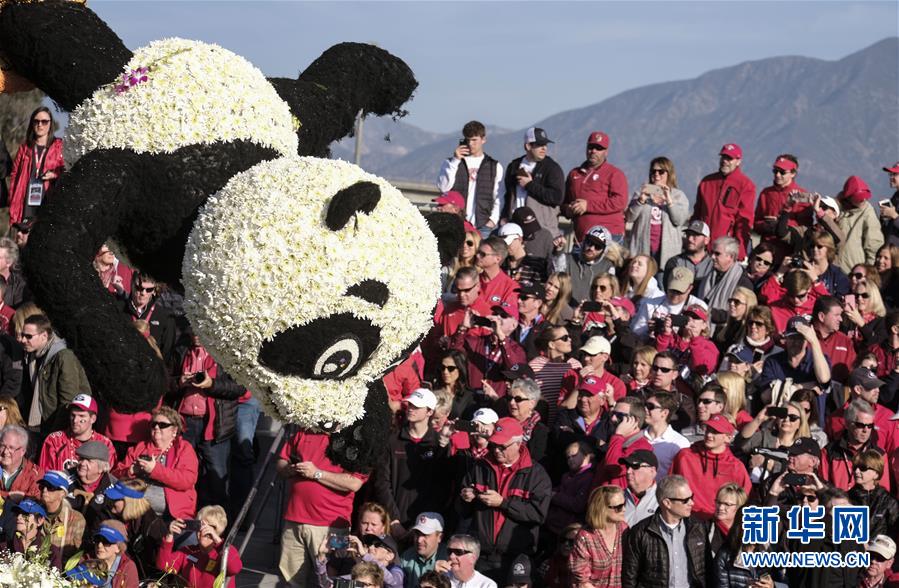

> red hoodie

[{"left": 670, "top": 442, "right": 751, "bottom": 519}]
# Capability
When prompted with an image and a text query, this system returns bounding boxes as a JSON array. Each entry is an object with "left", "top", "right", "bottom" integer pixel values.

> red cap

[
  {"left": 578, "top": 375, "right": 604, "bottom": 396},
  {"left": 489, "top": 417, "right": 524, "bottom": 445},
  {"left": 609, "top": 296, "right": 635, "bottom": 316},
  {"left": 433, "top": 191, "right": 465, "bottom": 209},
  {"left": 719, "top": 143, "right": 743, "bottom": 159},
  {"left": 883, "top": 162, "right": 899, "bottom": 174},
  {"left": 683, "top": 304, "right": 708, "bottom": 322},
  {"left": 587, "top": 131, "right": 610, "bottom": 149},
  {"left": 839, "top": 176, "right": 871, "bottom": 204},
  {"left": 773, "top": 157, "right": 797, "bottom": 171},
  {"left": 69, "top": 393, "right": 98, "bottom": 414},
  {"left": 705, "top": 414, "right": 736, "bottom": 434}
]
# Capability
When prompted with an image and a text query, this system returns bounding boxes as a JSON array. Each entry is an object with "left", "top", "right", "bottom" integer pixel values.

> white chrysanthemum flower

[
  {"left": 183, "top": 157, "right": 440, "bottom": 429},
  {"left": 0, "top": 551, "right": 75, "bottom": 587},
  {"left": 65, "top": 38, "right": 297, "bottom": 163}
]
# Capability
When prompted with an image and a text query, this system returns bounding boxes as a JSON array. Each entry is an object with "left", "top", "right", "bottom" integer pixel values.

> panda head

[{"left": 183, "top": 156, "right": 445, "bottom": 430}]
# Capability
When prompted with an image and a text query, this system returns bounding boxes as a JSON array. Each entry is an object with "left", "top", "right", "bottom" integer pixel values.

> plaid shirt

[{"left": 568, "top": 522, "right": 626, "bottom": 587}]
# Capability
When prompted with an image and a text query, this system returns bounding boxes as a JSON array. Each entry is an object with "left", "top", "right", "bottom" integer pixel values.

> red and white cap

[
  {"left": 69, "top": 394, "right": 98, "bottom": 414},
  {"left": 587, "top": 131, "right": 610, "bottom": 149},
  {"left": 719, "top": 143, "right": 743, "bottom": 159}
]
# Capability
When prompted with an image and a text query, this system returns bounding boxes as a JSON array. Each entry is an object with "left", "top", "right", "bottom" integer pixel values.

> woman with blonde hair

[
  {"left": 735, "top": 401, "right": 809, "bottom": 482},
  {"left": 0, "top": 396, "right": 24, "bottom": 429},
  {"left": 443, "top": 229, "right": 481, "bottom": 293},
  {"left": 621, "top": 346, "right": 656, "bottom": 396},
  {"left": 12, "top": 300, "right": 42, "bottom": 336},
  {"left": 625, "top": 156, "right": 690, "bottom": 270},
  {"left": 710, "top": 483, "right": 748, "bottom": 557},
  {"left": 716, "top": 371, "right": 752, "bottom": 428},
  {"left": 619, "top": 254, "right": 661, "bottom": 305},
  {"left": 569, "top": 485, "right": 627, "bottom": 586},
  {"left": 843, "top": 278, "right": 887, "bottom": 347},
  {"left": 542, "top": 272, "right": 574, "bottom": 324},
  {"left": 713, "top": 286, "right": 757, "bottom": 353}
]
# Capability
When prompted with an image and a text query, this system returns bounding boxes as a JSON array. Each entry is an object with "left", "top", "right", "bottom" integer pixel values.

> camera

[
  {"left": 790, "top": 256, "right": 806, "bottom": 269},
  {"left": 334, "top": 580, "right": 364, "bottom": 588},
  {"left": 783, "top": 473, "right": 810, "bottom": 486},
  {"left": 791, "top": 191, "right": 815, "bottom": 204},
  {"left": 581, "top": 301, "right": 604, "bottom": 313},
  {"left": 183, "top": 519, "right": 202, "bottom": 532},
  {"left": 471, "top": 315, "right": 494, "bottom": 328},
  {"left": 192, "top": 372, "right": 205, "bottom": 384},
  {"left": 454, "top": 420, "right": 479, "bottom": 433}
]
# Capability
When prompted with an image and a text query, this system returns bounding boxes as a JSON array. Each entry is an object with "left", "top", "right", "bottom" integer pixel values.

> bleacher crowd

[{"left": 0, "top": 107, "right": 898, "bottom": 588}]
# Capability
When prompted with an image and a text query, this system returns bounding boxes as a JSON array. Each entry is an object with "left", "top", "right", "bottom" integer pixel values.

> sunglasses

[
  {"left": 748, "top": 320, "right": 767, "bottom": 328},
  {"left": 586, "top": 144, "right": 606, "bottom": 151},
  {"left": 668, "top": 495, "right": 694, "bottom": 504},
  {"left": 650, "top": 168, "right": 668, "bottom": 175},
  {"left": 800, "top": 494, "right": 818, "bottom": 503},
  {"left": 624, "top": 463, "right": 652, "bottom": 470},
  {"left": 151, "top": 421, "right": 174, "bottom": 430},
  {"left": 853, "top": 464, "right": 876, "bottom": 473},
  {"left": 137, "top": 286, "right": 156, "bottom": 293},
  {"left": 857, "top": 292, "right": 871, "bottom": 299},
  {"left": 752, "top": 257, "right": 773, "bottom": 267},
  {"left": 19, "top": 333, "right": 37, "bottom": 340},
  {"left": 553, "top": 334, "right": 571, "bottom": 342},
  {"left": 447, "top": 548, "right": 472, "bottom": 557},
  {"left": 791, "top": 291, "right": 810, "bottom": 300},
  {"left": 850, "top": 272, "right": 866, "bottom": 280},
  {"left": 645, "top": 402, "right": 662, "bottom": 412},
  {"left": 488, "top": 441, "right": 516, "bottom": 452},
  {"left": 441, "top": 365, "right": 458, "bottom": 372},
  {"left": 698, "top": 398, "right": 720, "bottom": 405},
  {"left": 779, "top": 414, "right": 801, "bottom": 422},
  {"left": 650, "top": 365, "right": 675, "bottom": 373},
  {"left": 727, "top": 298, "right": 746, "bottom": 306},
  {"left": 772, "top": 168, "right": 792, "bottom": 175},
  {"left": 508, "top": 396, "right": 531, "bottom": 404},
  {"left": 456, "top": 284, "right": 477, "bottom": 294},
  {"left": 611, "top": 411, "right": 630, "bottom": 420},
  {"left": 33, "top": 119, "right": 51, "bottom": 126},
  {"left": 476, "top": 250, "right": 495, "bottom": 258},
  {"left": 464, "top": 240, "right": 475, "bottom": 246},
  {"left": 608, "top": 502, "right": 626, "bottom": 512},
  {"left": 851, "top": 421, "right": 875, "bottom": 430}
]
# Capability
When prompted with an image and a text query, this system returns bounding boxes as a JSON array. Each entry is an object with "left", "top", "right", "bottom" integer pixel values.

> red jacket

[
  {"left": 592, "top": 432, "right": 653, "bottom": 490},
  {"left": 478, "top": 270, "right": 519, "bottom": 308},
  {"left": 382, "top": 349, "right": 423, "bottom": 403},
  {"left": 0, "top": 303, "right": 14, "bottom": 336},
  {"left": 815, "top": 327, "right": 856, "bottom": 384},
  {"left": 762, "top": 279, "right": 828, "bottom": 333},
  {"left": 0, "top": 458, "right": 41, "bottom": 499},
  {"left": 8, "top": 139, "right": 65, "bottom": 224},
  {"left": 178, "top": 348, "right": 219, "bottom": 442},
  {"left": 107, "top": 552, "right": 139, "bottom": 588},
  {"left": 670, "top": 443, "right": 751, "bottom": 519},
  {"left": 113, "top": 438, "right": 198, "bottom": 518},
  {"left": 754, "top": 181, "right": 811, "bottom": 237},
  {"left": 819, "top": 436, "right": 890, "bottom": 493},
  {"left": 39, "top": 430, "right": 117, "bottom": 472},
  {"left": 564, "top": 161, "right": 628, "bottom": 238},
  {"left": 692, "top": 168, "right": 756, "bottom": 260},
  {"left": 421, "top": 298, "right": 492, "bottom": 366},
  {"left": 157, "top": 539, "right": 242, "bottom": 588},
  {"left": 654, "top": 332, "right": 720, "bottom": 377},
  {"left": 447, "top": 331, "right": 525, "bottom": 397}
]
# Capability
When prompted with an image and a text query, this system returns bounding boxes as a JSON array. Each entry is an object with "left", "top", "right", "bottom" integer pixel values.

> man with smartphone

[
  {"left": 880, "top": 161, "right": 899, "bottom": 246},
  {"left": 502, "top": 128, "right": 565, "bottom": 238},
  {"left": 436, "top": 120, "right": 504, "bottom": 238}
]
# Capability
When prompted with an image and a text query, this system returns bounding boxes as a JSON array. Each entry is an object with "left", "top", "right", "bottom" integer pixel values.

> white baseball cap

[
  {"left": 866, "top": 535, "right": 896, "bottom": 560},
  {"left": 497, "top": 223, "right": 523, "bottom": 245},
  {"left": 472, "top": 407, "right": 499, "bottom": 425},
  {"left": 412, "top": 512, "right": 444, "bottom": 535},
  {"left": 406, "top": 388, "right": 437, "bottom": 410},
  {"left": 819, "top": 195, "right": 840, "bottom": 214}
]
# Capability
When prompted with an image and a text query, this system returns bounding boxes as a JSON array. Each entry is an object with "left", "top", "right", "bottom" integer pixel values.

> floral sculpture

[{"left": 0, "top": 0, "right": 462, "bottom": 470}]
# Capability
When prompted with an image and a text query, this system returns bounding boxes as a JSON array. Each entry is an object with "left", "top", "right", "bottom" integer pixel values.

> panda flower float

[{"left": 0, "top": 0, "right": 462, "bottom": 470}]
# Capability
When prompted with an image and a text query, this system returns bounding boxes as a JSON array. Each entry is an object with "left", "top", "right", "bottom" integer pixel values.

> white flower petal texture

[
  {"left": 182, "top": 157, "right": 441, "bottom": 430},
  {"left": 64, "top": 38, "right": 297, "bottom": 163}
]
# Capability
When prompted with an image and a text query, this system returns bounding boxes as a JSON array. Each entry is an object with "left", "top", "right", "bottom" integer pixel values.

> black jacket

[
  {"left": 371, "top": 426, "right": 451, "bottom": 527},
  {"left": 457, "top": 448, "right": 551, "bottom": 559},
  {"left": 502, "top": 155, "right": 565, "bottom": 219},
  {"left": 4, "top": 269, "right": 29, "bottom": 309},
  {"left": 0, "top": 332, "right": 22, "bottom": 400},
  {"left": 622, "top": 513, "right": 710, "bottom": 588},
  {"left": 713, "top": 547, "right": 779, "bottom": 588},
  {"left": 205, "top": 369, "right": 244, "bottom": 443},
  {"left": 121, "top": 298, "right": 176, "bottom": 366},
  {"left": 848, "top": 484, "right": 899, "bottom": 539}
]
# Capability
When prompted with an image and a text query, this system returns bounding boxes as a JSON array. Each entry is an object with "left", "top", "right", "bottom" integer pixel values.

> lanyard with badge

[{"left": 28, "top": 145, "right": 48, "bottom": 207}]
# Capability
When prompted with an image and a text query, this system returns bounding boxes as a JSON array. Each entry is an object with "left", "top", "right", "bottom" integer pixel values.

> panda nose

[{"left": 258, "top": 313, "right": 381, "bottom": 381}]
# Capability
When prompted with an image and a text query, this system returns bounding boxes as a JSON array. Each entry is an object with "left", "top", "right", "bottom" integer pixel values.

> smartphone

[
  {"left": 183, "top": 519, "right": 202, "bottom": 532},
  {"left": 516, "top": 167, "right": 529, "bottom": 177},
  {"left": 767, "top": 406, "right": 788, "bottom": 419},
  {"left": 783, "top": 473, "right": 809, "bottom": 486},
  {"left": 752, "top": 349, "right": 765, "bottom": 363},
  {"left": 471, "top": 315, "right": 494, "bottom": 328},
  {"left": 458, "top": 138, "right": 469, "bottom": 147},
  {"left": 138, "top": 454, "right": 152, "bottom": 461},
  {"left": 843, "top": 294, "right": 856, "bottom": 309},
  {"left": 642, "top": 183, "right": 664, "bottom": 198},
  {"left": 791, "top": 191, "right": 815, "bottom": 204},
  {"left": 328, "top": 533, "right": 350, "bottom": 550},
  {"left": 581, "top": 301, "right": 604, "bottom": 312},
  {"left": 880, "top": 199, "right": 894, "bottom": 208},
  {"left": 454, "top": 420, "right": 479, "bottom": 433}
]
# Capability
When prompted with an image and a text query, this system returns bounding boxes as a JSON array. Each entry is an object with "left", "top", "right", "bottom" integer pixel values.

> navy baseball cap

[
  {"left": 12, "top": 498, "right": 46, "bottom": 518},
  {"left": 39, "top": 470, "right": 71, "bottom": 491},
  {"left": 94, "top": 525, "right": 127, "bottom": 544},
  {"left": 725, "top": 344, "right": 754, "bottom": 364},
  {"left": 104, "top": 481, "right": 145, "bottom": 501}
]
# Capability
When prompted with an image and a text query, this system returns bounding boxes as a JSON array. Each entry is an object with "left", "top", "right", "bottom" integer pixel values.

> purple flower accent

[{"left": 115, "top": 66, "right": 150, "bottom": 94}]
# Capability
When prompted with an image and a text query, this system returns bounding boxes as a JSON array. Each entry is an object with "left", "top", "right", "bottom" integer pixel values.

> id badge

[{"left": 27, "top": 179, "right": 44, "bottom": 206}]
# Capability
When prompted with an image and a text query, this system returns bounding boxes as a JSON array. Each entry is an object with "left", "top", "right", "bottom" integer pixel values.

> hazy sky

[{"left": 90, "top": 1, "right": 898, "bottom": 134}]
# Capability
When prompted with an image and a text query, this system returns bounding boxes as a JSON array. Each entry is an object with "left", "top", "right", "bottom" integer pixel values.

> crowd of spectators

[{"left": 1, "top": 109, "right": 899, "bottom": 587}]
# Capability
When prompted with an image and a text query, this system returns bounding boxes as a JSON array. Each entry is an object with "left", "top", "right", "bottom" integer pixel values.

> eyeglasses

[
  {"left": 476, "top": 250, "right": 495, "bottom": 258},
  {"left": 779, "top": 414, "right": 801, "bottom": 422},
  {"left": 851, "top": 421, "right": 875, "bottom": 430},
  {"left": 0, "top": 444, "right": 24, "bottom": 453},
  {"left": 645, "top": 402, "right": 662, "bottom": 412},
  {"left": 715, "top": 500, "right": 737, "bottom": 508},
  {"left": 800, "top": 494, "right": 818, "bottom": 503},
  {"left": 650, "top": 168, "right": 668, "bottom": 176},
  {"left": 772, "top": 168, "right": 792, "bottom": 175},
  {"left": 447, "top": 548, "right": 472, "bottom": 557},
  {"left": 752, "top": 257, "right": 773, "bottom": 267},
  {"left": 150, "top": 421, "right": 174, "bottom": 430},
  {"left": 456, "top": 284, "right": 477, "bottom": 294},
  {"left": 608, "top": 502, "right": 626, "bottom": 512},
  {"left": 33, "top": 119, "right": 51, "bottom": 126},
  {"left": 464, "top": 240, "right": 475, "bottom": 246},
  {"left": 19, "top": 333, "right": 37, "bottom": 340},
  {"left": 748, "top": 320, "right": 766, "bottom": 328},
  {"left": 441, "top": 365, "right": 458, "bottom": 372},
  {"left": 698, "top": 398, "right": 720, "bottom": 405},
  {"left": 850, "top": 272, "right": 866, "bottom": 280},
  {"left": 668, "top": 495, "right": 694, "bottom": 504},
  {"left": 853, "top": 464, "right": 877, "bottom": 473},
  {"left": 552, "top": 334, "right": 571, "bottom": 343},
  {"left": 137, "top": 286, "right": 156, "bottom": 293},
  {"left": 508, "top": 396, "right": 531, "bottom": 404},
  {"left": 650, "top": 365, "right": 675, "bottom": 373}
]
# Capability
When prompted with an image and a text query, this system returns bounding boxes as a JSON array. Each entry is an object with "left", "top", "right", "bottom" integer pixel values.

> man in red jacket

[
  {"left": 670, "top": 414, "right": 751, "bottom": 519},
  {"left": 692, "top": 143, "right": 756, "bottom": 260},
  {"left": 593, "top": 397, "right": 652, "bottom": 490},
  {"left": 754, "top": 154, "right": 811, "bottom": 242},
  {"left": 812, "top": 295, "right": 856, "bottom": 384},
  {"left": 476, "top": 236, "right": 519, "bottom": 308},
  {"left": 562, "top": 131, "right": 628, "bottom": 243}
]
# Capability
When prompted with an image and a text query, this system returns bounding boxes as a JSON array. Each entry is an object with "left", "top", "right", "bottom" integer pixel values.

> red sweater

[
  {"left": 478, "top": 270, "right": 519, "bottom": 308},
  {"left": 157, "top": 539, "right": 242, "bottom": 588},
  {"left": 39, "top": 430, "right": 117, "bottom": 472},
  {"left": 670, "top": 443, "right": 751, "bottom": 519},
  {"left": 564, "top": 161, "right": 628, "bottom": 238},
  {"left": 692, "top": 168, "right": 756, "bottom": 260}
]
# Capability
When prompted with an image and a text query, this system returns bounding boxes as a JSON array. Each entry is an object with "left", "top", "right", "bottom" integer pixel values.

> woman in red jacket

[
  {"left": 654, "top": 304, "right": 720, "bottom": 378},
  {"left": 8, "top": 106, "right": 65, "bottom": 225},
  {"left": 112, "top": 406, "right": 199, "bottom": 520},
  {"left": 157, "top": 505, "right": 243, "bottom": 588}
]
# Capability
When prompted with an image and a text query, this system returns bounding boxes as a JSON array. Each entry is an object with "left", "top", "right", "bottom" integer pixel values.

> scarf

[
  {"left": 696, "top": 264, "right": 745, "bottom": 319},
  {"left": 520, "top": 411, "right": 541, "bottom": 442}
]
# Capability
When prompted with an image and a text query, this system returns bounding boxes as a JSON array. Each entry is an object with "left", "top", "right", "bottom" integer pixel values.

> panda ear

[{"left": 422, "top": 212, "right": 466, "bottom": 267}]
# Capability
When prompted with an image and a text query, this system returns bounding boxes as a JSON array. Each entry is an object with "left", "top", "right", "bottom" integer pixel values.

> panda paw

[{"left": 324, "top": 380, "right": 391, "bottom": 473}]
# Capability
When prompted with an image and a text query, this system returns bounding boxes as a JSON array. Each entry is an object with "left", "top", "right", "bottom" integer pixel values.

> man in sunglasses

[
  {"left": 642, "top": 391, "right": 689, "bottom": 479},
  {"left": 620, "top": 449, "right": 659, "bottom": 526},
  {"left": 859, "top": 535, "right": 896, "bottom": 588},
  {"left": 678, "top": 384, "right": 726, "bottom": 444},
  {"left": 593, "top": 396, "right": 652, "bottom": 490},
  {"left": 458, "top": 417, "right": 550, "bottom": 582},
  {"left": 621, "top": 474, "right": 709, "bottom": 588},
  {"left": 423, "top": 267, "right": 491, "bottom": 367},
  {"left": 694, "top": 236, "right": 753, "bottom": 329},
  {"left": 562, "top": 131, "right": 628, "bottom": 244},
  {"left": 691, "top": 143, "right": 756, "bottom": 260},
  {"left": 754, "top": 154, "right": 810, "bottom": 241},
  {"left": 121, "top": 271, "right": 176, "bottom": 365},
  {"left": 826, "top": 367, "right": 895, "bottom": 455},
  {"left": 763, "top": 266, "right": 828, "bottom": 334},
  {"left": 765, "top": 436, "right": 826, "bottom": 507},
  {"left": 820, "top": 399, "right": 889, "bottom": 492},
  {"left": 551, "top": 224, "right": 614, "bottom": 304},
  {"left": 670, "top": 414, "right": 751, "bottom": 519}
]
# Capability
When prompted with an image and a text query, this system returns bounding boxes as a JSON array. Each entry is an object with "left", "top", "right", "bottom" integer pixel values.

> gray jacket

[{"left": 625, "top": 188, "right": 690, "bottom": 270}]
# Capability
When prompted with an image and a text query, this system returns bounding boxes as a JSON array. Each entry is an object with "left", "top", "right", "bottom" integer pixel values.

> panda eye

[
  {"left": 325, "top": 181, "right": 381, "bottom": 231},
  {"left": 258, "top": 313, "right": 381, "bottom": 381}
]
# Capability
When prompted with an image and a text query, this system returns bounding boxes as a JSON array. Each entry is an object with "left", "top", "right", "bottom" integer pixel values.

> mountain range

[{"left": 332, "top": 37, "right": 899, "bottom": 201}]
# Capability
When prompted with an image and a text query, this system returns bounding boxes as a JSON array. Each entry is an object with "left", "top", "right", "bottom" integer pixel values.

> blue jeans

[
  {"left": 230, "top": 396, "right": 261, "bottom": 517},
  {"left": 183, "top": 416, "right": 231, "bottom": 509}
]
